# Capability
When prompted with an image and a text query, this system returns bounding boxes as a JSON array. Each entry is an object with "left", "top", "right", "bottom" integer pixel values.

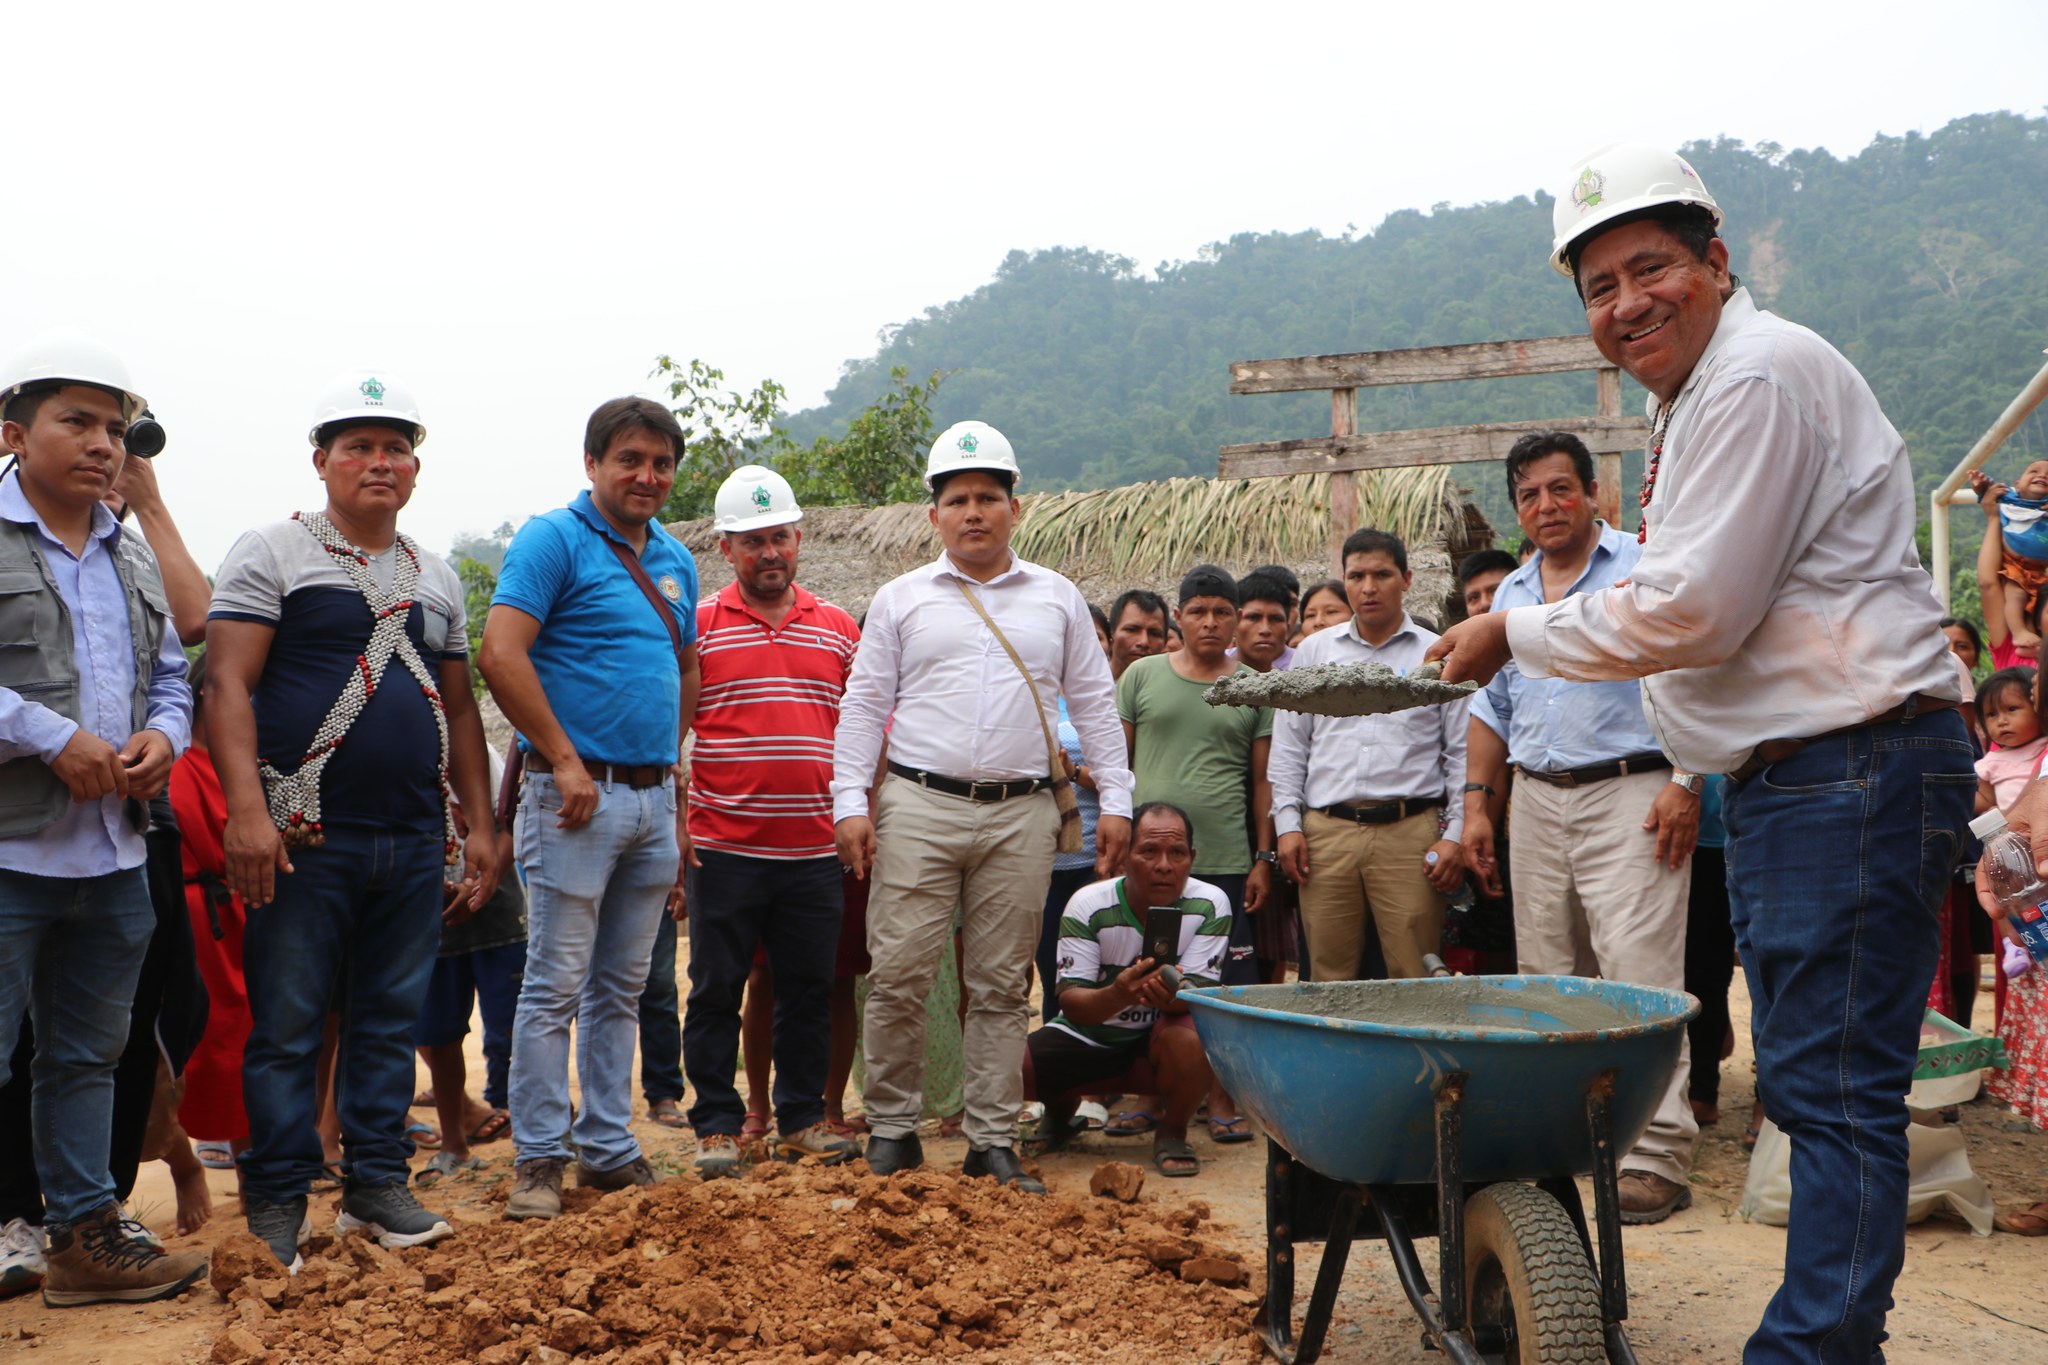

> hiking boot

[
  {"left": 504, "top": 1157, "right": 566, "bottom": 1220},
  {"left": 694, "top": 1133, "right": 741, "bottom": 1180},
  {"left": 863, "top": 1133, "right": 923, "bottom": 1177},
  {"left": 1616, "top": 1170, "right": 1693, "bottom": 1225},
  {"left": 577, "top": 1155, "right": 663, "bottom": 1190},
  {"left": 245, "top": 1197, "right": 311, "bottom": 1275},
  {"left": 962, "top": 1145, "right": 1046, "bottom": 1194},
  {"left": 777, "top": 1123, "right": 859, "bottom": 1166},
  {"left": 41, "top": 1203, "right": 207, "bottom": 1307},
  {"left": 0, "top": 1218, "right": 45, "bottom": 1300},
  {"left": 336, "top": 1182, "right": 454, "bottom": 1249}
]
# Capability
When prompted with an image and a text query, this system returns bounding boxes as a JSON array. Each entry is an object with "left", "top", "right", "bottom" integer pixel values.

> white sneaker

[
  {"left": 115, "top": 1204, "right": 163, "bottom": 1250},
  {"left": 0, "top": 1217, "right": 46, "bottom": 1299}
]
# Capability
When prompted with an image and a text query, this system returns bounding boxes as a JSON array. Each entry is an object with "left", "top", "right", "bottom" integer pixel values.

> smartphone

[{"left": 1144, "top": 906, "right": 1187, "bottom": 967}]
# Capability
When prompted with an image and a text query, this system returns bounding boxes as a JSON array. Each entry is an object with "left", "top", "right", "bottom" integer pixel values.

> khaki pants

[
  {"left": 1299, "top": 808, "right": 1445, "bottom": 981},
  {"left": 1509, "top": 768, "right": 1697, "bottom": 1185},
  {"left": 862, "top": 776, "right": 1056, "bottom": 1149}
]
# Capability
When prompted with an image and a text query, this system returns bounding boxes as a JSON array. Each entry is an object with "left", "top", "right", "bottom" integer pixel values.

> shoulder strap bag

[{"left": 951, "top": 579, "right": 1084, "bottom": 854}]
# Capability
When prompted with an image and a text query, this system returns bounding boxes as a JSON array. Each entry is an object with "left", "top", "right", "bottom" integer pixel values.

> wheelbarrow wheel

[{"left": 1462, "top": 1182, "right": 1605, "bottom": 1364}]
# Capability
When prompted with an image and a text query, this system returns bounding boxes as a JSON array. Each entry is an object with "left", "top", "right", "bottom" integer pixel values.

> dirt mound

[{"left": 206, "top": 1160, "right": 1262, "bottom": 1363}]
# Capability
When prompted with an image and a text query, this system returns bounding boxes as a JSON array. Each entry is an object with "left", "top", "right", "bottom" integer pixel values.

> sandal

[
  {"left": 741, "top": 1111, "right": 771, "bottom": 1141},
  {"left": 406, "top": 1119, "right": 442, "bottom": 1150},
  {"left": 467, "top": 1108, "right": 512, "bottom": 1144},
  {"left": 825, "top": 1113, "right": 869, "bottom": 1136},
  {"left": 415, "top": 1150, "right": 484, "bottom": 1188},
  {"left": 1073, "top": 1100, "right": 1110, "bottom": 1131},
  {"left": 194, "top": 1141, "right": 235, "bottom": 1170},
  {"left": 1152, "top": 1135, "right": 1200, "bottom": 1178},
  {"left": 1104, "top": 1109, "right": 1158, "bottom": 1138},
  {"left": 1207, "top": 1115, "right": 1253, "bottom": 1144},
  {"left": 313, "top": 1162, "right": 345, "bottom": 1191},
  {"left": 647, "top": 1100, "right": 688, "bottom": 1130},
  {"left": 411, "top": 1088, "right": 437, "bottom": 1108},
  {"left": 937, "top": 1112, "right": 964, "bottom": 1140},
  {"left": 1994, "top": 1199, "right": 2048, "bottom": 1236}
]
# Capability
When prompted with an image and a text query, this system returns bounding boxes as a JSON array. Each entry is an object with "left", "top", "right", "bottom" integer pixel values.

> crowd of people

[{"left": 0, "top": 139, "right": 2038, "bottom": 1364}]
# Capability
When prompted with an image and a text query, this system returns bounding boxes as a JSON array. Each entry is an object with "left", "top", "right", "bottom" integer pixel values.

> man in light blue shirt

[
  {"left": 0, "top": 333, "right": 204, "bottom": 1304},
  {"left": 1460, "top": 430, "right": 1699, "bottom": 1224}
]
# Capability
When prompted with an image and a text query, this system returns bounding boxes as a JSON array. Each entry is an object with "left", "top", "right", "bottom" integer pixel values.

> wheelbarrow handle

[{"left": 1421, "top": 953, "right": 1454, "bottom": 978}]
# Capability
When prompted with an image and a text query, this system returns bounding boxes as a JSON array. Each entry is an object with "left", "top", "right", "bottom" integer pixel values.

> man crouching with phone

[{"left": 1024, "top": 802, "right": 1230, "bottom": 1178}]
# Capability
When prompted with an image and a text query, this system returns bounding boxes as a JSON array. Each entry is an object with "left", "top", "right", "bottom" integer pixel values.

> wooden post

[
  {"left": 1329, "top": 388, "right": 1358, "bottom": 568},
  {"left": 1594, "top": 366, "right": 1624, "bottom": 528}
]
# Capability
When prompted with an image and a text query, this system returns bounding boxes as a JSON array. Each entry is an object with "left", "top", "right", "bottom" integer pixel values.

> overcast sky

[{"left": 8, "top": 1, "right": 2044, "bottom": 570}]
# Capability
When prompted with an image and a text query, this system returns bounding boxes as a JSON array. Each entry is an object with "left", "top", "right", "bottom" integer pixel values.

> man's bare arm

[
  {"left": 205, "top": 618, "right": 292, "bottom": 907},
  {"left": 478, "top": 604, "right": 598, "bottom": 829}
]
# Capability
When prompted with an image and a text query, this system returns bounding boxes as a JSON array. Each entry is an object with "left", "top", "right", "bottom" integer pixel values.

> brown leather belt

[
  {"left": 1316, "top": 796, "right": 1443, "bottom": 826},
  {"left": 888, "top": 762, "right": 1052, "bottom": 802},
  {"left": 524, "top": 753, "right": 668, "bottom": 789},
  {"left": 1517, "top": 753, "right": 1669, "bottom": 788},
  {"left": 1726, "top": 694, "right": 1961, "bottom": 783}
]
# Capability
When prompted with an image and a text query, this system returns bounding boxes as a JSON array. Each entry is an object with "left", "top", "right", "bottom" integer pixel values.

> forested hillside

[{"left": 785, "top": 112, "right": 2048, "bottom": 545}]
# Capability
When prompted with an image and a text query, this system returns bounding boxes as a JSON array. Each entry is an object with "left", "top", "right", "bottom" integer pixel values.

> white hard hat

[
  {"left": 308, "top": 370, "right": 426, "bottom": 447},
  {"left": 924, "top": 420, "right": 1021, "bottom": 492},
  {"left": 1550, "top": 142, "right": 1723, "bottom": 278},
  {"left": 715, "top": 464, "right": 803, "bottom": 533},
  {"left": 0, "top": 329, "right": 147, "bottom": 422}
]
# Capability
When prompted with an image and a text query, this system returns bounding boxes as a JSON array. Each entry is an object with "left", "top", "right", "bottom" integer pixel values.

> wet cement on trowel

[
  {"left": 1204, "top": 659, "right": 1477, "bottom": 717},
  {"left": 1235, "top": 980, "right": 1638, "bottom": 1034}
]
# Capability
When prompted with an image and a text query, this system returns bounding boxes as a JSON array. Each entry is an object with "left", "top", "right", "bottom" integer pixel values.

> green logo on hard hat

[
  {"left": 750, "top": 485, "right": 772, "bottom": 510},
  {"left": 1572, "top": 168, "right": 1605, "bottom": 214},
  {"left": 359, "top": 377, "right": 386, "bottom": 404},
  {"left": 957, "top": 433, "right": 978, "bottom": 454}
]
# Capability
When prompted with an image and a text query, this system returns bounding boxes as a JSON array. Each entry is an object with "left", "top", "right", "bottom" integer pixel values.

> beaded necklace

[
  {"left": 259, "top": 511, "right": 457, "bottom": 862},
  {"left": 1637, "top": 397, "right": 1682, "bottom": 545}
]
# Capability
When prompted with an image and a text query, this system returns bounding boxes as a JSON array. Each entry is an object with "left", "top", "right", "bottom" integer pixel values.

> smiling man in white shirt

[
  {"left": 833, "top": 421, "right": 1132, "bottom": 1193},
  {"left": 1430, "top": 144, "right": 1971, "bottom": 1365}
]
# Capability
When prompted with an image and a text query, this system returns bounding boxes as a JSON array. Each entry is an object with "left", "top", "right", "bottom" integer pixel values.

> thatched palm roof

[{"left": 670, "top": 469, "right": 1490, "bottom": 623}]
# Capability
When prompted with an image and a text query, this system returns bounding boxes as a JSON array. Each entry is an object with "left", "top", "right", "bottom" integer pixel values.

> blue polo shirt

[
  {"left": 1470, "top": 521, "right": 1661, "bottom": 772},
  {"left": 492, "top": 491, "right": 698, "bottom": 766}
]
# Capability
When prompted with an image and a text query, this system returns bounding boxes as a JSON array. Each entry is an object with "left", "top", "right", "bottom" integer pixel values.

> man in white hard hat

[
  {"left": 208, "top": 371, "right": 501, "bottom": 1270},
  {"left": 0, "top": 331, "right": 207, "bottom": 1304},
  {"left": 1429, "top": 144, "right": 1971, "bottom": 1363},
  {"left": 671, "top": 465, "right": 863, "bottom": 1176},
  {"left": 481, "top": 397, "right": 699, "bottom": 1219},
  {"left": 833, "top": 420, "right": 1133, "bottom": 1191}
]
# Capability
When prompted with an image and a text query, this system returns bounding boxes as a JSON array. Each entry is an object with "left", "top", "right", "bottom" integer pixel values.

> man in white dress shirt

[
  {"left": 1430, "top": 143, "right": 1970, "bottom": 1365},
  {"left": 833, "top": 420, "right": 1132, "bottom": 1192},
  {"left": 1269, "top": 528, "right": 1467, "bottom": 983}
]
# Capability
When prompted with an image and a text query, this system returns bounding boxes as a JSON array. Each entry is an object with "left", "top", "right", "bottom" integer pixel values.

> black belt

[
  {"left": 1727, "top": 694, "right": 1961, "bottom": 783},
  {"left": 888, "top": 762, "right": 1053, "bottom": 803},
  {"left": 525, "top": 753, "right": 668, "bottom": 789},
  {"left": 1517, "top": 753, "right": 1669, "bottom": 789},
  {"left": 1315, "top": 796, "right": 1443, "bottom": 826}
]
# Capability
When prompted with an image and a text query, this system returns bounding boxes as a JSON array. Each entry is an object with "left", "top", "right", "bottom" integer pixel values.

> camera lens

[{"left": 127, "top": 410, "right": 166, "bottom": 459}]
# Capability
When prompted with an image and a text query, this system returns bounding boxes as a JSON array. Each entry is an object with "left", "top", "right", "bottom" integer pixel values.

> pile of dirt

[{"left": 206, "top": 1160, "right": 1262, "bottom": 1364}]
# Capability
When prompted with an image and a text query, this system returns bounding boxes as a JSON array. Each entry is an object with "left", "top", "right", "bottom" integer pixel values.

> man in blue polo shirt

[
  {"left": 481, "top": 396, "right": 700, "bottom": 1219},
  {"left": 1458, "top": 430, "right": 1700, "bottom": 1224}
]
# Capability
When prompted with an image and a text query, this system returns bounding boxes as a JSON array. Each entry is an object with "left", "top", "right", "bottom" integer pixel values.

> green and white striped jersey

[{"left": 1046, "top": 875, "right": 1232, "bottom": 1047}]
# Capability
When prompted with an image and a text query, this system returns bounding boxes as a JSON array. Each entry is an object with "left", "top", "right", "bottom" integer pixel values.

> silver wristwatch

[{"left": 1670, "top": 769, "right": 1704, "bottom": 795}]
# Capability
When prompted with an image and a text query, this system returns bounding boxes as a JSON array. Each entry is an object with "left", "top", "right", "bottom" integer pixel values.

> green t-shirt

[{"left": 1116, "top": 654, "right": 1273, "bottom": 875}]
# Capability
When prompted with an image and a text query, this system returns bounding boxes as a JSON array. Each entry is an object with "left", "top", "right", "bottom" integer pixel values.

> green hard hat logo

[
  {"left": 957, "top": 433, "right": 978, "bottom": 454},
  {"left": 1572, "top": 167, "right": 1605, "bottom": 213},
  {"left": 359, "top": 377, "right": 386, "bottom": 404},
  {"left": 750, "top": 484, "right": 772, "bottom": 510}
]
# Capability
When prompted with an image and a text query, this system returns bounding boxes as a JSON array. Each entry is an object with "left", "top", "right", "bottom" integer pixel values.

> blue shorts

[{"left": 414, "top": 940, "right": 526, "bottom": 1048}]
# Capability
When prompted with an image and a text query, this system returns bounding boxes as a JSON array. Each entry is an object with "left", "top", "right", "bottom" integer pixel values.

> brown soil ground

[{"left": 2, "top": 963, "right": 2044, "bottom": 1363}]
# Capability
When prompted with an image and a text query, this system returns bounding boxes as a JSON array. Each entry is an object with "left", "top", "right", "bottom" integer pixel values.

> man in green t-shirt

[{"left": 1114, "top": 565, "right": 1274, "bottom": 1144}]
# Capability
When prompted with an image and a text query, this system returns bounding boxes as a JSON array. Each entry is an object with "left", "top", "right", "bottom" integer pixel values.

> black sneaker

[
  {"left": 245, "top": 1197, "right": 311, "bottom": 1275},
  {"left": 336, "top": 1182, "right": 454, "bottom": 1249}
]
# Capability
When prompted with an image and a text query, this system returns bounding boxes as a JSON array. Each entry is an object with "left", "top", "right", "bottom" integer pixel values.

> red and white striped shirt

[{"left": 687, "top": 583, "right": 860, "bottom": 859}]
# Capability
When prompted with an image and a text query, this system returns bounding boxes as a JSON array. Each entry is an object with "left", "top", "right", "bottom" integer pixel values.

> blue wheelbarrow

[{"left": 1183, "top": 974, "right": 1697, "bottom": 1365}]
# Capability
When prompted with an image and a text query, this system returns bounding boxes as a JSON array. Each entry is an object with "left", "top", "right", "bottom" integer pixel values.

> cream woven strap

[{"left": 260, "top": 511, "right": 456, "bottom": 860}]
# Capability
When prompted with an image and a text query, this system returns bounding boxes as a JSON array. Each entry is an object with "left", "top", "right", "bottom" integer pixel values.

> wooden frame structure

[{"left": 1218, "top": 335, "right": 1648, "bottom": 558}]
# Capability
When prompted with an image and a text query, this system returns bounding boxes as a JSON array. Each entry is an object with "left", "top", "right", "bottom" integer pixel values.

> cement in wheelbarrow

[{"left": 1183, "top": 977, "right": 1696, "bottom": 1187}]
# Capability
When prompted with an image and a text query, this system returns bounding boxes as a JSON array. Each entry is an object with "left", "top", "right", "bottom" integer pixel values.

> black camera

[{"left": 127, "top": 408, "right": 166, "bottom": 459}]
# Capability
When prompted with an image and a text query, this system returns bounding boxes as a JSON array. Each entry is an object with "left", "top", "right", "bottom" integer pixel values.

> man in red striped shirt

[{"left": 681, "top": 466, "right": 863, "bottom": 1176}]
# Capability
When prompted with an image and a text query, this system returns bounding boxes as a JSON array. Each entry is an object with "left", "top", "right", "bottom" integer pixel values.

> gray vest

[{"left": 0, "top": 516, "right": 174, "bottom": 839}]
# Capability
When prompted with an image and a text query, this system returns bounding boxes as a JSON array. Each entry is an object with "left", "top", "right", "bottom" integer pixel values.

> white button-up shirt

[
  {"left": 1268, "top": 613, "right": 1468, "bottom": 840},
  {"left": 1505, "top": 289, "right": 1962, "bottom": 775},
  {"left": 831, "top": 551, "right": 1133, "bottom": 824}
]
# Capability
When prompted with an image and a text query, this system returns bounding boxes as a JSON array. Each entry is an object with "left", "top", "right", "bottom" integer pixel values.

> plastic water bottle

[{"left": 1968, "top": 809, "right": 2048, "bottom": 965}]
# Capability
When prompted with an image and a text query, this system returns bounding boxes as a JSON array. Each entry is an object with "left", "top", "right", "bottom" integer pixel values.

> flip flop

[
  {"left": 1152, "top": 1135, "right": 1200, "bottom": 1178},
  {"left": 411, "top": 1088, "right": 436, "bottom": 1108},
  {"left": 414, "top": 1151, "right": 485, "bottom": 1188},
  {"left": 741, "top": 1111, "right": 771, "bottom": 1141},
  {"left": 194, "top": 1141, "right": 234, "bottom": 1170},
  {"left": 1207, "top": 1115, "right": 1254, "bottom": 1144},
  {"left": 1994, "top": 1200, "right": 2048, "bottom": 1236},
  {"left": 406, "top": 1119, "right": 442, "bottom": 1150},
  {"left": 467, "top": 1108, "right": 512, "bottom": 1143},
  {"left": 647, "top": 1100, "right": 687, "bottom": 1130},
  {"left": 1104, "top": 1109, "right": 1158, "bottom": 1137},
  {"left": 1073, "top": 1100, "right": 1110, "bottom": 1131}
]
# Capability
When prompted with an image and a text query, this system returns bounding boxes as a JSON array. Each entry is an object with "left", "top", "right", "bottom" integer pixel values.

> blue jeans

[
  {"left": 637, "top": 913, "right": 685, "bottom": 1105},
  {"left": 683, "top": 852, "right": 841, "bottom": 1135},
  {"left": 508, "top": 772, "right": 675, "bottom": 1171},
  {"left": 0, "top": 866, "right": 153, "bottom": 1225},
  {"left": 1723, "top": 710, "right": 1974, "bottom": 1364},
  {"left": 240, "top": 828, "right": 445, "bottom": 1202}
]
